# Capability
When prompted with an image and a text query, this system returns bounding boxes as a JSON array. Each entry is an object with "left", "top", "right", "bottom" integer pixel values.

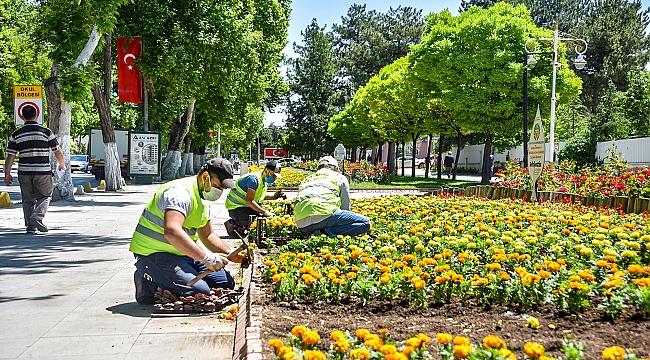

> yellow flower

[
  {"left": 602, "top": 346, "right": 626, "bottom": 360},
  {"left": 355, "top": 328, "right": 371, "bottom": 340},
  {"left": 333, "top": 339, "right": 350, "bottom": 353},
  {"left": 527, "top": 316, "right": 540, "bottom": 329},
  {"left": 523, "top": 342, "right": 545, "bottom": 357},
  {"left": 330, "top": 331, "right": 346, "bottom": 341},
  {"left": 350, "top": 348, "right": 371, "bottom": 360},
  {"left": 379, "top": 344, "right": 398, "bottom": 355},
  {"left": 302, "top": 330, "right": 320, "bottom": 345},
  {"left": 436, "top": 333, "right": 453, "bottom": 345},
  {"left": 283, "top": 351, "right": 300, "bottom": 360},
  {"left": 303, "top": 350, "right": 326, "bottom": 360},
  {"left": 268, "top": 339, "right": 284, "bottom": 350},
  {"left": 385, "top": 353, "right": 408, "bottom": 360}
]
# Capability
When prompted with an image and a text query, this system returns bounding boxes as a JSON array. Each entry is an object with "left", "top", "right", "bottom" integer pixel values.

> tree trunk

[
  {"left": 162, "top": 98, "right": 196, "bottom": 179},
  {"left": 454, "top": 132, "right": 463, "bottom": 180},
  {"left": 425, "top": 134, "right": 433, "bottom": 179},
  {"left": 411, "top": 136, "right": 418, "bottom": 178},
  {"left": 400, "top": 141, "right": 405, "bottom": 177},
  {"left": 437, "top": 134, "right": 444, "bottom": 180},
  {"left": 91, "top": 32, "right": 122, "bottom": 191},
  {"left": 45, "top": 63, "right": 74, "bottom": 202},
  {"left": 387, "top": 142, "right": 396, "bottom": 174},
  {"left": 481, "top": 131, "right": 493, "bottom": 184}
]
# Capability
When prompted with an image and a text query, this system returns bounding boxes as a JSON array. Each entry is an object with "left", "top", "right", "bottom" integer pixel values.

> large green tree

[
  {"left": 410, "top": 3, "right": 582, "bottom": 183},
  {"left": 284, "top": 19, "right": 339, "bottom": 158}
]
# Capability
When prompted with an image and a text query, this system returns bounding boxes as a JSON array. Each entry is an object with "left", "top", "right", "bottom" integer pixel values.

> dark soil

[{"left": 258, "top": 281, "right": 650, "bottom": 359}]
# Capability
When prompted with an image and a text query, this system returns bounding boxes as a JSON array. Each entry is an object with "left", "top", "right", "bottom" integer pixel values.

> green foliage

[
  {"left": 557, "top": 129, "right": 597, "bottom": 166},
  {"left": 560, "top": 338, "right": 586, "bottom": 360},
  {"left": 621, "top": 69, "right": 650, "bottom": 137},
  {"left": 284, "top": 19, "right": 339, "bottom": 157},
  {"left": 59, "top": 65, "right": 95, "bottom": 103},
  {"left": 332, "top": 4, "right": 426, "bottom": 93}
]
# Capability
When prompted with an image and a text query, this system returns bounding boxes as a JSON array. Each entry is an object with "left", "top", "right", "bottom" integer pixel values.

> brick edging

[{"left": 233, "top": 250, "right": 264, "bottom": 360}]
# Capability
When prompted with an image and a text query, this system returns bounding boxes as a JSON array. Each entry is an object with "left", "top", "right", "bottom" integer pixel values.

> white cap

[{"left": 318, "top": 156, "right": 338, "bottom": 169}]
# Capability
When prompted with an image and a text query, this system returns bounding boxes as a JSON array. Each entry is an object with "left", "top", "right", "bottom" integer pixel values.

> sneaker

[
  {"left": 134, "top": 271, "right": 156, "bottom": 305},
  {"left": 224, "top": 219, "right": 237, "bottom": 238},
  {"left": 30, "top": 218, "right": 48, "bottom": 232},
  {"left": 26, "top": 228, "right": 37, "bottom": 234}
]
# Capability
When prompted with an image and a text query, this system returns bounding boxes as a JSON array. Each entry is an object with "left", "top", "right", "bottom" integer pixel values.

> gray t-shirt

[{"left": 157, "top": 186, "right": 192, "bottom": 216}]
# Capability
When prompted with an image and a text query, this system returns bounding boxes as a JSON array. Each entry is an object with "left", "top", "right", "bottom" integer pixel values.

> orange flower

[
  {"left": 385, "top": 353, "right": 408, "bottom": 360},
  {"left": 379, "top": 344, "right": 398, "bottom": 355},
  {"left": 436, "top": 333, "right": 453, "bottom": 345},
  {"left": 523, "top": 342, "right": 545, "bottom": 357},
  {"left": 291, "top": 325, "right": 307, "bottom": 338},
  {"left": 333, "top": 339, "right": 350, "bottom": 353},
  {"left": 355, "top": 328, "right": 371, "bottom": 340},
  {"left": 350, "top": 348, "right": 370, "bottom": 360},
  {"left": 482, "top": 335, "right": 506, "bottom": 349},
  {"left": 268, "top": 339, "right": 284, "bottom": 350},
  {"left": 453, "top": 336, "right": 471, "bottom": 346},
  {"left": 302, "top": 330, "right": 320, "bottom": 345},
  {"left": 453, "top": 345, "right": 473, "bottom": 358}
]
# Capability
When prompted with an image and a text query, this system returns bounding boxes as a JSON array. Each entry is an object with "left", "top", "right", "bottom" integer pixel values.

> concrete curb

[{"left": 233, "top": 249, "right": 264, "bottom": 360}]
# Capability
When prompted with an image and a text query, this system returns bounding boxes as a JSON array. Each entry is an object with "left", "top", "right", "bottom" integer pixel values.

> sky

[{"left": 264, "top": 0, "right": 650, "bottom": 126}]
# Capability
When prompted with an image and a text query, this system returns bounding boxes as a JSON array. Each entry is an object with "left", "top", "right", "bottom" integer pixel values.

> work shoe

[
  {"left": 224, "top": 219, "right": 237, "bottom": 238},
  {"left": 30, "top": 218, "right": 48, "bottom": 232},
  {"left": 134, "top": 271, "right": 156, "bottom": 305}
]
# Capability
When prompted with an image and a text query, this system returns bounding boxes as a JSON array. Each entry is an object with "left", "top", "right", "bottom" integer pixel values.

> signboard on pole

[
  {"left": 127, "top": 131, "right": 161, "bottom": 176},
  {"left": 527, "top": 106, "right": 546, "bottom": 202},
  {"left": 334, "top": 144, "right": 346, "bottom": 162},
  {"left": 13, "top": 85, "right": 43, "bottom": 125}
]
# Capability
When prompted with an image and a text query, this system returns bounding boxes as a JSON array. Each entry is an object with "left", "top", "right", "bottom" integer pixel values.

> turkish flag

[{"left": 117, "top": 37, "right": 142, "bottom": 103}]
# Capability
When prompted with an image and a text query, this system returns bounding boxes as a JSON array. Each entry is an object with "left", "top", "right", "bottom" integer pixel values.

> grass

[{"left": 351, "top": 174, "right": 480, "bottom": 189}]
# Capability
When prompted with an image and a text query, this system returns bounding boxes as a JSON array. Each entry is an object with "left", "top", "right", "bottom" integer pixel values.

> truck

[{"left": 88, "top": 128, "right": 129, "bottom": 180}]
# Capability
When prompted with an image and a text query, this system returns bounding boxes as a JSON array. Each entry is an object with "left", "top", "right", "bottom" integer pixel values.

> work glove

[
  {"left": 201, "top": 252, "right": 227, "bottom": 272},
  {"left": 263, "top": 210, "right": 275, "bottom": 218}
]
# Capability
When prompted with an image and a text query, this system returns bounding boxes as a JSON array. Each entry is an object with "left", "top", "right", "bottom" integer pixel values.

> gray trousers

[{"left": 18, "top": 173, "right": 53, "bottom": 229}]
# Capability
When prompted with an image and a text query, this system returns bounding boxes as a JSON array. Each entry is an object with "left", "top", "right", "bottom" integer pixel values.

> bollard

[
  {"left": 74, "top": 185, "right": 85, "bottom": 195},
  {"left": 0, "top": 191, "right": 13, "bottom": 207},
  {"left": 97, "top": 180, "right": 106, "bottom": 190},
  {"left": 84, "top": 182, "right": 94, "bottom": 193}
]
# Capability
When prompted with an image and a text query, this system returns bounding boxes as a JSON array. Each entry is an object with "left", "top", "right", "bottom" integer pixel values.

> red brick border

[{"left": 233, "top": 250, "right": 265, "bottom": 360}]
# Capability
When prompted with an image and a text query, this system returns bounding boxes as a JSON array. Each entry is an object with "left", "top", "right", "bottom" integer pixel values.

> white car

[
  {"left": 385, "top": 156, "right": 426, "bottom": 169},
  {"left": 70, "top": 155, "right": 90, "bottom": 173}
]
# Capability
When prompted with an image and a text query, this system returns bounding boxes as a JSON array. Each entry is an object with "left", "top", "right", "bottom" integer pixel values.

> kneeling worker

[
  {"left": 224, "top": 160, "right": 284, "bottom": 237},
  {"left": 294, "top": 156, "right": 371, "bottom": 237},
  {"left": 130, "top": 158, "right": 241, "bottom": 305}
]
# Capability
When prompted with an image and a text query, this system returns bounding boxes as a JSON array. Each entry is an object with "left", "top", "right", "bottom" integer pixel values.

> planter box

[
  {"left": 634, "top": 198, "right": 650, "bottom": 214},
  {"left": 611, "top": 196, "right": 628, "bottom": 212},
  {"left": 594, "top": 197, "right": 611, "bottom": 208}
]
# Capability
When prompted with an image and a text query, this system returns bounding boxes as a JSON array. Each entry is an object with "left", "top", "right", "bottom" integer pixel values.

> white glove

[
  {"left": 263, "top": 210, "right": 275, "bottom": 217},
  {"left": 201, "top": 253, "right": 226, "bottom": 272}
]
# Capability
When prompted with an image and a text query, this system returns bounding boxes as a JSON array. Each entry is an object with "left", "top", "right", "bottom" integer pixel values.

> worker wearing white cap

[{"left": 293, "top": 156, "right": 370, "bottom": 237}]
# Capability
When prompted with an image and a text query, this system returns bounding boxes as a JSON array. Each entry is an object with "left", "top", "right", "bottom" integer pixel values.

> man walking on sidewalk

[
  {"left": 444, "top": 152, "right": 454, "bottom": 179},
  {"left": 3, "top": 105, "right": 65, "bottom": 234}
]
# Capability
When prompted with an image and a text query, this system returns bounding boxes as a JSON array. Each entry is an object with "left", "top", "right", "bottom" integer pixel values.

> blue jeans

[
  {"left": 134, "top": 252, "right": 234, "bottom": 296},
  {"left": 299, "top": 210, "right": 371, "bottom": 237}
]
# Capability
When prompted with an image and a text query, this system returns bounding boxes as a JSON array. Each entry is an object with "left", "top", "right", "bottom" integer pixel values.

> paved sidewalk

[{"left": 0, "top": 176, "right": 243, "bottom": 360}]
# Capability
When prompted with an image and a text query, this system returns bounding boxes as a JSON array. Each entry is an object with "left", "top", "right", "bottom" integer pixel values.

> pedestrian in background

[
  {"left": 444, "top": 152, "right": 455, "bottom": 179},
  {"left": 3, "top": 105, "right": 65, "bottom": 234}
]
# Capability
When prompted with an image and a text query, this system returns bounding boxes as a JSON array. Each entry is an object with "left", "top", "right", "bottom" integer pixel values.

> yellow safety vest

[
  {"left": 293, "top": 168, "right": 341, "bottom": 223},
  {"left": 129, "top": 177, "right": 209, "bottom": 256},
  {"left": 225, "top": 172, "right": 267, "bottom": 211}
]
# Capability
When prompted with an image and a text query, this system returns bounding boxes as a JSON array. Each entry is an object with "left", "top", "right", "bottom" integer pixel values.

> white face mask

[
  {"left": 202, "top": 176, "right": 224, "bottom": 201},
  {"left": 203, "top": 187, "right": 223, "bottom": 201}
]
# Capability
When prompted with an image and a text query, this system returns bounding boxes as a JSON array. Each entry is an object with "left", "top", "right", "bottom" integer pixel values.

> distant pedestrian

[
  {"left": 489, "top": 154, "right": 495, "bottom": 179},
  {"left": 444, "top": 152, "right": 454, "bottom": 178},
  {"left": 3, "top": 105, "right": 66, "bottom": 234}
]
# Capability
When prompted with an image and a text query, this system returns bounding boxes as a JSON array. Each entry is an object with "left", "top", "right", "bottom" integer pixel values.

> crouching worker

[
  {"left": 224, "top": 160, "right": 284, "bottom": 237},
  {"left": 130, "top": 158, "right": 242, "bottom": 305},
  {"left": 294, "top": 156, "right": 371, "bottom": 237}
]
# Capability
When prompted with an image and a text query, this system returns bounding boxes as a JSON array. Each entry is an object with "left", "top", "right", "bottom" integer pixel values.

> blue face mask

[{"left": 264, "top": 175, "right": 275, "bottom": 184}]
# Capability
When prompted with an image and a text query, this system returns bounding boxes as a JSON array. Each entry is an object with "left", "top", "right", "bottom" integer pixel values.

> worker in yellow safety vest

[
  {"left": 129, "top": 158, "right": 243, "bottom": 305},
  {"left": 224, "top": 160, "right": 284, "bottom": 237},
  {"left": 294, "top": 156, "right": 370, "bottom": 237}
]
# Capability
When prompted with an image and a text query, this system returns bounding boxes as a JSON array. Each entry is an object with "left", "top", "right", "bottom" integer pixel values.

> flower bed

[
  {"left": 256, "top": 194, "right": 650, "bottom": 359},
  {"left": 267, "top": 326, "right": 646, "bottom": 360},
  {"left": 299, "top": 160, "right": 392, "bottom": 185}
]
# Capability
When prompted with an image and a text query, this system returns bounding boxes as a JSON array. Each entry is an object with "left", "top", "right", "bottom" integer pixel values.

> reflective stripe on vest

[
  {"left": 293, "top": 168, "right": 341, "bottom": 222},
  {"left": 140, "top": 209, "right": 197, "bottom": 236},
  {"left": 225, "top": 172, "right": 267, "bottom": 210}
]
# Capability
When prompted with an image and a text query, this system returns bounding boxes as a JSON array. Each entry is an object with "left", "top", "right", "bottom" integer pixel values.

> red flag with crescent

[{"left": 117, "top": 37, "right": 143, "bottom": 103}]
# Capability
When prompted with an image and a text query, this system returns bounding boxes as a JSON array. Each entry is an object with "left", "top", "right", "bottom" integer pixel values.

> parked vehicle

[
  {"left": 278, "top": 157, "right": 302, "bottom": 166},
  {"left": 384, "top": 156, "right": 426, "bottom": 169},
  {"left": 88, "top": 128, "right": 129, "bottom": 180},
  {"left": 70, "top": 155, "right": 90, "bottom": 173}
]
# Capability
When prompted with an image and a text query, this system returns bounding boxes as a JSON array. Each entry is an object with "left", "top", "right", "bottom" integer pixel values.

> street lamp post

[{"left": 523, "top": 24, "right": 588, "bottom": 164}]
